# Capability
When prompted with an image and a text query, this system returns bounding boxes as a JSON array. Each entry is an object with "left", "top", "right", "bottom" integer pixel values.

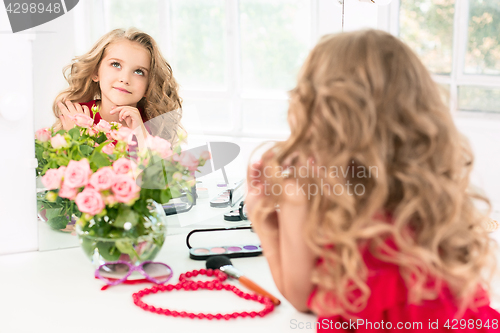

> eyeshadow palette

[
  {"left": 186, "top": 226, "right": 262, "bottom": 260},
  {"left": 210, "top": 180, "right": 245, "bottom": 208},
  {"left": 189, "top": 244, "right": 262, "bottom": 260}
]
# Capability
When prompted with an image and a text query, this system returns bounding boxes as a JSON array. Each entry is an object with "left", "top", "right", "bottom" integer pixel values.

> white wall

[
  {"left": 0, "top": 11, "right": 38, "bottom": 254},
  {"left": 33, "top": 12, "right": 77, "bottom": 129}
]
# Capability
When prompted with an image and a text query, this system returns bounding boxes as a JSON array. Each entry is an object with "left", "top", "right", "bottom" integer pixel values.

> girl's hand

[
  {"left": 57, "top": 101, "right": 90, "bottom": 131},
  {"left": 246, "top": 161, "right": 279, "bottom": 237},
  {"left": 110, "top": 105, "right": 148, "bottom": 150},
  {"left": 110, "top": 106, "right": 144, "bottom": 131}
]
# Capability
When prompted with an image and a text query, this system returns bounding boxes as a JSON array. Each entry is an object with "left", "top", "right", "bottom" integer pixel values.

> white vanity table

[
  {"left": 2, "top": 193, "right": 500, "bottom": 333},
  {"left": 0, "top": 179, "right": 317, "bottom": 333}
]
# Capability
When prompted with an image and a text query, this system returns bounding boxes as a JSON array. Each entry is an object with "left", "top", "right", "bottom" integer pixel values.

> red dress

[{"left": 308, "top": 243, "right": 500, "bottom": 332}]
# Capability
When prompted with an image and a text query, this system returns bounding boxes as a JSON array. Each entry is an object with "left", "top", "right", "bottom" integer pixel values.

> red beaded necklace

[{"left": 133, "top": 268, "right": 275, "bottom": 320}]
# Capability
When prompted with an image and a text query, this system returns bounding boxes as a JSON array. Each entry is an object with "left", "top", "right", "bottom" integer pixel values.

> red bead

[
  {"left": 231, "top": 313, "right": 239, "bottom": 318},
  {"left": 223, "top": 314, "right": 231, "bottom": 320},
  {"left": 224, "top": 285, "right": 232, "bottom": 290},
  {"left": 192, "top": 285, "right": 199, "bottom": 291},
  {"left": 166, "top": 285, "right": 174, "bottom": 291},
  {"left": 206, "top": 269, "right": 213, "bottom": 276},
  {"left": 215, "top": 314, "right": 223, "bottom": 320},
  {"left": 185, "top": 271, "right": 192, "bottom": 278},
  {"left": 215, "top": 284, "right": 223, "bottom": 290},
  {"left": 197, "top": 313, "right": 205, "bottom": 319},
  {"left": 163, "top": 309, "right": 171, "bottom": 315},
  {"left": 179, "top": 274, "right": 185, "bottom": 281},
  {"left": 206, "top": 314, "right": 214, "bottom": 320},
  {"left": 189, "top": 313, "right": 196, "bottom": 319},
  {"left": 192, "top": 270, "right": 199, "bottom": 277},
  {"left": 175, "top": 284, "right": 182, "bottom": 290},
  {"left": 179, "top": 311, "right": 187, "bottom": 318},
  {"left": 249, "top": 311, "right": 257, "bottom": 318},
  {"left": 244, "top": 294, "right": 251, "bottom": 300},
  {"left": 240, "top": 312, "right": 248, "bottom": 318},
  {"left": 171, "top": 311, "right": 179, "bottom": 317}
]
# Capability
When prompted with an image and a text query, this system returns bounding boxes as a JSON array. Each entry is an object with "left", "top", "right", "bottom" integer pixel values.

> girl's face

[{"left": 94, "top": 40, "right": 151, "bottom": 107}]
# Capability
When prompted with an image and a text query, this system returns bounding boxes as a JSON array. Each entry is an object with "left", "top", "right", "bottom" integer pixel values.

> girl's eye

[
  {"left": 111, "top": 62, "right": 121, "bottom": 68},
  {"left": 135, "top": 69, "right": 144, "bottom": 76}
]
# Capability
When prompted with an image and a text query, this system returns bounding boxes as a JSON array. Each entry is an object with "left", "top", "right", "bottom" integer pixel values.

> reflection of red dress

[
  {"left": 308, "top": 241, "right": 500, "bottom": 332},
  {"left": 78, "top": 100, "right": 147, "bottom": 125}
]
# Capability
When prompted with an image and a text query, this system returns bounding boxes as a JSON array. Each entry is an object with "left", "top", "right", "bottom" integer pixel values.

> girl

[
  {"left": 53, "top": 28, "right": 182, "bottom": 144},
  {"left": 246, "top": 29, "right": 500, "bottom": 331}
]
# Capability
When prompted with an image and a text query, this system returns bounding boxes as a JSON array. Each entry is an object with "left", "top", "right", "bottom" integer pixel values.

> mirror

[{"left": 33, "top": 0, "right": 345, "bottom": 251}]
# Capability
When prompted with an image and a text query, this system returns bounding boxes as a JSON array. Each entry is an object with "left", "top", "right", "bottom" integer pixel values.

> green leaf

[
  {"left": 80, "top": 144, "right": 93, "bottom": 156},
  {"left": 113, "top": 208, "right": 139, "bottom": 229},
  {"left": 160, "top": 190, "right": 172, "bottom": 204},
  {"left": 47, "top": 216, "right": 69, "bottom": 230},
  {"left": 170, "top": 186, "right": 182, "bottom": 198},
  {"left": 68, "top": 127, "right": 80, "bottom": 141},
  {"left": 95, "top": 133, "right": 107, "bottom": 144},
  {"left": 115, "top": 239, "right": 137, "bottom": 256},
  {"left": 96, "top": 242, "right": 121, "bottom": 261},
  {"left": 45, "top": 208, "right": 63, "bottom": 220},
  {"left": 90, "top": 151, "right": 111, "bottom": 169}
]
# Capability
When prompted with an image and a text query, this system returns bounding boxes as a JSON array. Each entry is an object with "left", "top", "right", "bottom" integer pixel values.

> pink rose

[
  {"left": 109, "top": 127, "right": 134, "bottom": 143},
  {"left": 146, "top": 136, "right": 172, "bottom": 159},
  {"left": 89, "top": 167, "right": 115, "bottom": 191},
  {"left": 70, "top": 113, "right": 94, "bottom": 128},
  {"left": 179, "top": 152, "right": 200, "bottom": 171},
  {"left": 95, "top": 119, "right": 111, "bottom": 133},
  {"left": 105, "top": 195, "right": 117, "bottom": 206},
  {"left": 51, "top": 134, "right": 68, "bottom": 149},
  {"left": 64, "top": 159, "right": 91, "bottom": 188},
  {"left": 101, "top": 142, "right": 115, "bottom": 155},
  {"left": 200, "top": 150, "right": 211, "bottom": 161},
  {"left": 172, "top": 172, "right": 182, "bottom": 182},
  {"left": 111, "top": 174, "right": 140, "bottom": 204},
  {"left": 75, "top": 188, "right": 105, "bottom": 215},
  {"left": 113, "top": 158, "right": 137, "bottom": 175},
  {"left": 35, "top": 128, "right": 51, "bottom": 142},
  {"left": 87, "top": 127, "right": 98, "bottom": 136},
  {"left": 41, "top": 168, "right": 64, "bottom": 190},
  {"left": 59, "top": 181, "right": 78, "bottom": 200}
]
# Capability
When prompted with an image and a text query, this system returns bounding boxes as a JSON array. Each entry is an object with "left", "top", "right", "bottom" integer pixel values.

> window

[
  {"left": 396, "top": 0, "right": 500, "bottom": 114},
  {"left": 83, "top": 0, "right": 330, "bottom": 138}
]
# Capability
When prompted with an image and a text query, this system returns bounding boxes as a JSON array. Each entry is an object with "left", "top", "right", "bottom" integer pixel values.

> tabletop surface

[{"left": 2, "top": 192, "right": 500, "bottom": 333}]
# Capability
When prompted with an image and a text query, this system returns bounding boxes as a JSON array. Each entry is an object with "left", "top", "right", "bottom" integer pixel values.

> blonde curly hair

[
  {"left": 257, "top": 29, "right": 497, "bottom": 317},
  {"left": 52, "top": 28, "right": 182, "bottom": 143}
]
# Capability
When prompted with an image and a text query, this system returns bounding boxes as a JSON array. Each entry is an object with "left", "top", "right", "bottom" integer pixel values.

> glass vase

[{"left": 76, "top": 201, "right": 167, "bottom": 266}]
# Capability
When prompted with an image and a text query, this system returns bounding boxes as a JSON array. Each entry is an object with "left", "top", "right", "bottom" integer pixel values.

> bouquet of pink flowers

[{"left": 35, "top": 111, "right": 209, "bottom": 244}]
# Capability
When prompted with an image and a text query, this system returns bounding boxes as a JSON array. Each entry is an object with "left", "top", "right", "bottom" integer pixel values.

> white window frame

[{"left": 389, "top": 0, "right": 500, "bottom": 116}]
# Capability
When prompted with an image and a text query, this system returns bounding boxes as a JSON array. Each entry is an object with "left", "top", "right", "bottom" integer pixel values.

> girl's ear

[{"left": 92, "top": 75, "right": 99, "bottom": 82}]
